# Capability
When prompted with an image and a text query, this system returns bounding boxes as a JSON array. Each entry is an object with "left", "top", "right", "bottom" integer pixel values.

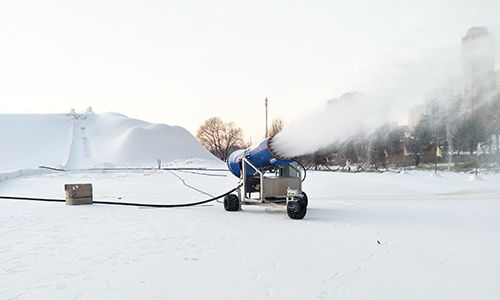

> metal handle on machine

[{"left": 242, "top": 157, "right": 264, "bottom": 203}]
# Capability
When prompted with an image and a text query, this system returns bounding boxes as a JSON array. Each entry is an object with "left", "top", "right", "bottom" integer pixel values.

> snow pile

[{"left": 0, "top": 112, "right": 220, "bottom": 171}]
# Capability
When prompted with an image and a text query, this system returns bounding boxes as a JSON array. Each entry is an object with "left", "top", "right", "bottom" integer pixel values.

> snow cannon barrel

[{"left": 227, "top": 137, "right": 294, "bottom": 178}]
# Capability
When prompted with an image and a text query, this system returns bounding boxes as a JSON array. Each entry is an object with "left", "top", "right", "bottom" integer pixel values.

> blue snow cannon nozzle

[{"left": 227, "top": 137, "right": 294, "bottom": 178}]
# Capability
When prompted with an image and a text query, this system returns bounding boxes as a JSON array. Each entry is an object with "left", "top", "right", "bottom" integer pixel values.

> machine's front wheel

[
  {"left": 287, "top": 197, "right": 307, "bottom": 219},
  {"left": 224, "top": 194, "right": 240, "bottom": 211}
]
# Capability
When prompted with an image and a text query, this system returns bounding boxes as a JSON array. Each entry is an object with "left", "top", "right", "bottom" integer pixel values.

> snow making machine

[{"left": 225, "top": 137, "right": 308, "bottom": 219}]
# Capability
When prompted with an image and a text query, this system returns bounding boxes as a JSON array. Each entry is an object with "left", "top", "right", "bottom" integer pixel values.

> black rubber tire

[
  {"left": 301, "top": 191, "right": 308, "bottom": 208},
  {"left": 287, "top": 197, "right": 307, "bottom": 219},
  {"left": 224, "top": 194, "right": 240, "bottom": 211}
]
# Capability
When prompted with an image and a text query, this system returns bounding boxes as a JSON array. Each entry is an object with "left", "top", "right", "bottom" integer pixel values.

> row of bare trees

[
  {"left": 196, "top": 117, "right": 244, "bottom": 161},
  {"left": 196, "top": 117, "right": 284, "bottom": 161}
]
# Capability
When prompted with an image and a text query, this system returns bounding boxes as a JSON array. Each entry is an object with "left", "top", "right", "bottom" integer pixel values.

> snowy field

[{"left": 1, "top": 170, "right": 499, "bottom": 299}]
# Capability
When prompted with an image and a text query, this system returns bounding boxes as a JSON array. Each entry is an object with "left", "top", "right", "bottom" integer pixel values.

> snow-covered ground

[{"left": 1, "top": 170, "right": 499, "bottom": 299}]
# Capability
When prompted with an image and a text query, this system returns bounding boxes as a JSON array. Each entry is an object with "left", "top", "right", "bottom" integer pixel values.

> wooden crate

[{"left": 65, "top": 184, "right": 93, "bottom": 205}]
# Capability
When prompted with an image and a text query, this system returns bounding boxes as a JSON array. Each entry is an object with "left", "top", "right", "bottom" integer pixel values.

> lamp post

[{"left": 265, "top": 97, "right": 269, "bottom": 138}]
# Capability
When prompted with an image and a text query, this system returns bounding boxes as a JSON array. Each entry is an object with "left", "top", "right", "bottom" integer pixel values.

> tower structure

[{"left": 461, "top": 27, "right": 495, "bottom": 115}]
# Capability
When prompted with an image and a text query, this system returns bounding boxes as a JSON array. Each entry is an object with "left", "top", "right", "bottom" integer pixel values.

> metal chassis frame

[{"left": 238, "top": 157, "right": 301, "bottom": 207}]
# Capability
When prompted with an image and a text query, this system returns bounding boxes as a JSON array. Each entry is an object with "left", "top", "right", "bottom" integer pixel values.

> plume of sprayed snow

[
  {"left": 271, "top": 92, "right": 394, "bottom": 157},
  {"left": 271, "top": 53, "right": 465, "bottom": 157},
  {"left": 271, "top": 25, "right": 500, "bottom": 158}
]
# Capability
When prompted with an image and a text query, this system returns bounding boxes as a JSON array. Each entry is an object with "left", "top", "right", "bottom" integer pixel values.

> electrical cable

[
  {"left": 174, "top": 169, "right": 227, "bottom": 177},
  {"left": 165, "top": 170, "right": 225, "bottom": 203},
  {"left": 39, "top": 166, "right": 229, "bottom": 172},
  {"left": 167, "top": 170, "right": 214, "bottom": 197}
]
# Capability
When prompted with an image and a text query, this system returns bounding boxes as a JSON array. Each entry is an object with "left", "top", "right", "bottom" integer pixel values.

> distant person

[
  {"left": 415, "top": 154, "right": 421, "bottom": 167},
  {"left": 345, "top": 159, "right": 351, "bottom": 171}
]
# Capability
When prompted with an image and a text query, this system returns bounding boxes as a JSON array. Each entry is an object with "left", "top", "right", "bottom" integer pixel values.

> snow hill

[{"left": 0, "top": 112, "right": 220, "bottom": 171}]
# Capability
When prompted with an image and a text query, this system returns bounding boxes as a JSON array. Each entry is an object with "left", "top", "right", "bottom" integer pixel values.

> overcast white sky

[{"left": 1, "top": 0, "right": 499, "bottom": 141}]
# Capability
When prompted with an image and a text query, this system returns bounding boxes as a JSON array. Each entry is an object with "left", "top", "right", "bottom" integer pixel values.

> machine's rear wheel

[
  {"left": 287, "top": 197, "right": 307, "bottom": 219},
  {"left": 224, "top": 194, "right": 240, "bottom": 211},
  {"left": 301, "top": 191, "right": 308, "bottom": 208}
]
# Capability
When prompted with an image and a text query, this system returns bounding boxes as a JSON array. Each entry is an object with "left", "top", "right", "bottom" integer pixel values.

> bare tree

[
  {"left": 269, "top": 118, "right": 285, "bottom": 137},
  {"left": 196, "top": 117, "right": 244, "bottom": 161}
]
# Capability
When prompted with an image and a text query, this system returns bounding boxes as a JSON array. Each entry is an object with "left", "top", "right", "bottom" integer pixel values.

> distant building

[
  {"left": 461, "top": 27, "right": 496, "bottom": 115},
  {"left": 326, "top": 91, "right": 364, "bottom": 105},
  {"left": 409, "top": 104, "right": 424, "bottom": 129},
  {"left": 497, "top": 69, "right": 500, "bottom": 88}
]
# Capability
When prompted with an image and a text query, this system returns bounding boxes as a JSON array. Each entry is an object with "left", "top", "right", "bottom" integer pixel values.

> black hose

[
  {"left": 0, "top": 196, "right": 65, "bottom": 202},
  {"left": 0, "top": 184, "right": 242, "bottom": 208},
  {"left": 295, "top": 160, "right": 307, "bottom": 182}
]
